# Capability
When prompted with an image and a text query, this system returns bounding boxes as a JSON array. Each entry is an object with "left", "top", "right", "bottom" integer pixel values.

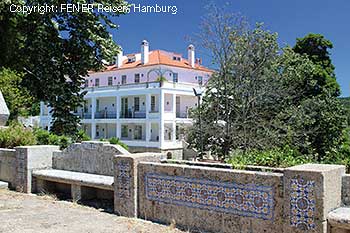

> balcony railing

[
  {"left": 95, "top": 111, "right": 117, "bottom": 119},
  {"left": 74, "top": 112, "right": 92, "bottom": 119},
  {"left": 176, "top": 111, "right": 190, "bottom": 118},
  {"left": 120, "top": 111, "right": 146, "bottom": 119}
]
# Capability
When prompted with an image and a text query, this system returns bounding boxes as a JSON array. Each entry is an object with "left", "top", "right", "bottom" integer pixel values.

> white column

[
  {"left": 172, "top": 94, "right": 176, "bottom": 119},
  {"left": 117, "top": 123, "right": 121, "bottom": 139},
  {"left": 91, "top": 97, "right": 96, "bottom": 120},
  {"left": 116, "top": 95, "right": 120, "bottom": 119},
  {"left": 91, "top": 97, "right": 96, "bottom": 139},
  {"left": 172, "top": 121, "right": 176, "bottom": 142},
  {"left": 91, "top": 123, "right": 96, "bottom": 139},
  {"left": 159, "top": 90, "right": 165, "bottom": 148},
  {"left": 40, "top": 101, "right": 44, "bottom": 116},
  {"left": 146, "top": 122, "right": 151, "bottom": 142},
  {"left": 146, "top": 93, "right": 151, "bottom": 119}
]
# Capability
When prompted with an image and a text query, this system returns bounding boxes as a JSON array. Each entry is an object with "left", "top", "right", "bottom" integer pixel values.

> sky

[{"left": 110, "top": 0, "right": 350, "bottom": 96}]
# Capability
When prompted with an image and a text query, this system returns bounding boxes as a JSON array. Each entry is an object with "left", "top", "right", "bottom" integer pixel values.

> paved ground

[{"left": 0, "top": 189, "right": 185, "bottom": 233}]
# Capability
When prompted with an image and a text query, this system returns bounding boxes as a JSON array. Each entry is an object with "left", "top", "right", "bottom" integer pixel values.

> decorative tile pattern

[
  {"left": 290, "top": 177, "right": 316, "bottom": 230},
  {"left": 145, "top": 173, "right": 274, "bottom": 220},
  {"left": 116, "top": 160, "right": 131, "bottom": 198}
]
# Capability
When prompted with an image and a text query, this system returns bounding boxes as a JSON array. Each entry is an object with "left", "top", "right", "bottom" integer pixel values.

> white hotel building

[{"left": 40, "top": 40, "right": 212, "bottom": 155}]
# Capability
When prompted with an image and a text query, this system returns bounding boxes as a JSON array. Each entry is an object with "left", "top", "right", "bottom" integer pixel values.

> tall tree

[
  {"left": 0, "top": 0, "right": 127, "bottom": 135},
  {"left": 293, "top": 33, "right": 340, "bottom": 97}
]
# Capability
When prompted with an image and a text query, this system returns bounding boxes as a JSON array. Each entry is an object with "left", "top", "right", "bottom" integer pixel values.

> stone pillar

[
  {"left": 283, "top": 164, "right": 345, "bottom": 233},
  {"left": 71, "top": 184, "right": 82, "bottom": 202},
  {"left": 113, "top": 153, "right": 164, "bottom": 217},
  {"left": 15, "top": 145, "right": 60, "bottom": 193}
]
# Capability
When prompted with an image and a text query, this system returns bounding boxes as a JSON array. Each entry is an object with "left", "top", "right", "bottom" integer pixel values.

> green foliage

[
  {"left": 156, "top": 76, "right": 167, "bottom": 82},
  {"left": 74, "top": 130, "right": 91, "bottom": 142},
  {"left": 0, "top": 68, "right": 39, "bottom": 120},
  {"left": 189, "top": 11, "right": 346, "bottom": 163},
  {"left": 293, "top": 33, "right": 340, "bottom": 97},
  {"left": 34, "top": 128, "right": 72, "bottom": 149},
  {"left": 228, "top": 146, "right": 312, "bottom": 168},
  {"left": 108, "top": 137, "right": 128, "bottom": 150},
  {"left": 0, "top": 0, "right": 127, "bottom": 136},
  {"left": 0, "top": 124, "right": 37, "bottom": 148}
]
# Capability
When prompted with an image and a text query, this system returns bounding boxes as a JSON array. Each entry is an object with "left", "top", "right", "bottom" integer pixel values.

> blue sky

[{"left": 111, "top": 0, "right": 350, "bottom": 96}]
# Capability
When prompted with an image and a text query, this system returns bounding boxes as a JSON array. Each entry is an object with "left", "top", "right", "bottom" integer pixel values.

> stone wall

[
  {"left": 53, "top": 141, "right": 130, "bottom": 176},
  {"left": 133, "top": 162, "right": 345, "bottom": 233},
  {"left": 0, "top": 148, "right": 16, "bottom": 187}
]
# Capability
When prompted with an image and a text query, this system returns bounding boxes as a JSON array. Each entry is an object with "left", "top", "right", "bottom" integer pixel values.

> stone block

[
  {"left": 283, "top": 164, "right": 345, "bottom": 233},
  {"left": 113, "top": 153, "right": 164, "bottom": 217},
  {"left": 0, "top": 181, "right": 8, "bottom": 189},
  {"left": 71, "top": 184, "right": 82, "bottom": 201},
  {"left": 14, "top": 145, "right": 59, "bottom": 193}
]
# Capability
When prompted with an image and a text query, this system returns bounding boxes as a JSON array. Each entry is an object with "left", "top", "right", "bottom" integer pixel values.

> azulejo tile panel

[
  {"left": 145, "top": 173, "right": 274, "bottom": 220},
  {"left": 290, "top": 177, "right": 316, "bottom": 230},
  {"left": 116, "top": 160, "right": 131, "bottom": 198}
]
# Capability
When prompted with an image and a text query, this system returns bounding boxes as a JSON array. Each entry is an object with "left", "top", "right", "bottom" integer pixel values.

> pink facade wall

[{"left": 86, "top": 65, "right": 211, "bottom": 88}]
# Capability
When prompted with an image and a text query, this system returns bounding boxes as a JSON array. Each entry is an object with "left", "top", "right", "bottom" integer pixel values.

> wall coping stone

[{"left": 328, "top": 207, "right": 350, "bottom": 230}]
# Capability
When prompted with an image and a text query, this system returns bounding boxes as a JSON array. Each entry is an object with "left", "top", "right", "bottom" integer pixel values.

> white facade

[{"left": 40, "top": 41, "right": 212, "bottom": 150}]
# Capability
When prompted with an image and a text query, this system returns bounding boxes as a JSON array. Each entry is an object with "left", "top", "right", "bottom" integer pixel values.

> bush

[
  {"left": 0, "top": 124, "right": 37, "bottom": 148},
  {"left": 34, "top": 128, "right": 72, "bottom": 149},
  {"left": 109, "top": 137, "right": 128, "bottom": 150},
  {"left": 228, "top": 146, "right": 312, "bottom": 169},
  {"left": 73, "top": 130, "right": 90, "bottom": 142}
]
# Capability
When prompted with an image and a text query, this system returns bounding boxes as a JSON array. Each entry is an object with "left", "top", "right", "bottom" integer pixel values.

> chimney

[
  {"left": 115, "top": 47, "right": 123, "bottom": 68},
  {"left": 141, "top": 40, "right": 149, "bottom": 64},
  {"left": 188, "top": 44, "right": 195, "bottom": 68}
]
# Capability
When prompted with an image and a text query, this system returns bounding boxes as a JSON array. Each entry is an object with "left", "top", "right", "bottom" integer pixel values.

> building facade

[{"left": 39, "top": 40, "right": 212, "bottom": 153}]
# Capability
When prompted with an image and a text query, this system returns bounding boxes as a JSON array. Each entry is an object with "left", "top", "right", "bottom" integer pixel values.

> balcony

[
  {"left": 120, "top": 111, "right": 146, "bottom": 119},
  {"left": 74, "top": 112, "right": 92, "bottom": 119},
  {"left": 95, "top": 111, "right": 117, "bottom": 119},
  {"left": 176, "top": 111, "right": 190, "bottom": 118}
]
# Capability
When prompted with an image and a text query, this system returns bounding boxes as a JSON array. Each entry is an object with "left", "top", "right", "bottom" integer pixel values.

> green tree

[
  {"left": 0, "top": 0, "right": 127, "bottom": 136},
  {"left": 293, "top": 33, "right": 340, "bottom": 97},
  {"left": 0, "top": 68, "right": 38, "bottom": 120}
]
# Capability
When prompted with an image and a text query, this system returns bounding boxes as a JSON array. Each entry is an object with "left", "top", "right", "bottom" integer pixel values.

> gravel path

[{"left": 0, "top": 189, "right": 185, "bottom": 233}]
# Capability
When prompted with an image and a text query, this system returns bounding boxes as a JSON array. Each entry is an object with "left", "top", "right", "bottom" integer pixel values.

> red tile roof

[{"left": 92, "top": 50, "right": 213, "bottom": 74}]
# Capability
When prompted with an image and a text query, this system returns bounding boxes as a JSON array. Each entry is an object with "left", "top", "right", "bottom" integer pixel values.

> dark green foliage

[
  {"left": 0, "top": 68, "right": 39, "bottom": 120},
  {"left": 108, "top": 137, "right": 128, "bottom": 150},
  {"left": 74, "top": 130, "right": 91, "bottom": 142},
  {"left": 0, "top": 124, "right": 37, "bottom": 148},
  {"left": 293, "top": 33, "right": 340, "bottom": 97},
  {"left": 0, "top": 0, "right": 127, "bottom": 136},
  {"left": 189, "top": 12, "right": 347, "bottom": 163},
  {"left": 34, "top": 128, "right": 72, "bottom": 149},
  {"left": 228, "top": 146, "right": 312, "bottom": 168}
]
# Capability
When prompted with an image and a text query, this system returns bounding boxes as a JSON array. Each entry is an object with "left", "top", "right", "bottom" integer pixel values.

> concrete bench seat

[
  {"left": 32, "top": 169, "right": 114, "bottom": 191},
  {"left": 328, "top": 207, "right": 350, "bottom": 232}
]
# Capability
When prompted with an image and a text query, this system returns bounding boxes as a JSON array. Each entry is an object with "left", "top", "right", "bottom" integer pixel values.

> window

[
  {"left": 128, "top": 56, "right": 136, "bottom": 63},
  {"left": 108, "top": 76, "right": 113, "bottom": 86},
  {"left": 84, "top": 79, "right": 88, "bottom": 88},
  {"left": 151, "top": 96, "right": 156, "bottom": 111},
  {"left": 95, "top": 78, "right": 99, "bottom": 87},
  {"left": 172, "top": 73, "right": 178, "bottom": 83},
  {"left": 197, "top": 76, "right": 203, "bottom": 86},
  {"left": 173, "top": 56, "right": 181, "bottom": 61},
  {"left": 134, "top": 97, "right": 140, "bottom": 111},
  {"left": 134, "top": 125, "right": 142, "bottom": 140},
  {"left": 134, "top": 73, "right": 140, "bottom": 83},
  {"left": 121, "top": 125, "right": 128, "bottom": 138},
  {"left": 121, "top": 75, "right": 127, "bottom": 85}
]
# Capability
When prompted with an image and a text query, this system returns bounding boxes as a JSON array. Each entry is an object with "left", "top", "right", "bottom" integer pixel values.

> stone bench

[
  {"left": 32, "top": 169, "right": 114, "bottom": 201},
  {"left": 328, "top": 207, "right": 350, "bottom": 233}
]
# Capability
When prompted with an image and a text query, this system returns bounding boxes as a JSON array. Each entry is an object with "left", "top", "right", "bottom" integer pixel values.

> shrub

[
  {"left": 74, "top": 130, "right": 91, "bottom": 142},
  {"left": 0, "top": 124, "right": 37, "bottom": 148},
  {"left": 228, "top": 146, "right": 312, "bottom": 169},
  {"left": 34, "top": 128, "right": 72, "bottom": 149},
  {"left": 109, "top": 137, "right": 128, "bottom": 150}
]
